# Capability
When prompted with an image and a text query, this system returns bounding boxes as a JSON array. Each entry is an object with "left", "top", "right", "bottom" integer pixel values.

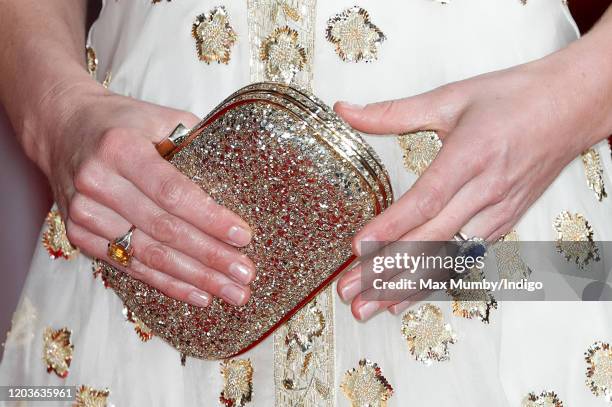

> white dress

[{"left": 1, "top": 0, "right": 611, "bottom": 406}]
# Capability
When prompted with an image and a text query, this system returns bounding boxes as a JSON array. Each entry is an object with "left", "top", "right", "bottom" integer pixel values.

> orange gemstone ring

[{"left": 107, "top": 225, "right": 136, "bottom": 267}]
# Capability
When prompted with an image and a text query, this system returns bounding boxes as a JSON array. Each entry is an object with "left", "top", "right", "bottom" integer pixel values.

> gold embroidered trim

[
  {"left": 401, "top": 303, "right": 456, "bottom": 364},
  {"left": 585, "top": 341, "right": 612, "bottom": 403},
  {"left": 397, "top": 131, "right": 442, "bottom": 176},
  {"left": 220, "top": 359, "right": 254, "bottom": 407},
  {"left": 247, "top": 0, "right": 316, "bottom": 89},
  {"left": 192, "top": 6, "right": 237, "bottom": 65},
  {"left": 340, "top": 359, "right": 393, "bottom": 407},
  {"left": 246, "top": 1, "right": 334, "bottom": 404},
  {"left": 449, "top": 268, "right": 498, "bottom": 323},
  {"left": 493, "top": 230, "right": 531, "bottom": 282},
  {"left": 274, "top": 291, "right": 335, "bottom": 406},
  {"left": 553, "top": 211, "right": 600, "bottom": 269},
  {"left": 326, "top": 6, "right": 386, "bottom": 63},
  {"left": 86, "top": 46, "right": 97, "bottom": 77},
  {"left": 581, "top": 148, "right": 607, "bottom": 201},
  {"left": 522, "top": 390, "right": 564, "bottom": 407},
  {"left": 74, "top": 385, "right": 110, "bottom": 407},
  {"left": 43, "top": 327, "right": 73, "bottom": 378},
  {"left": 42, "top": 210, "right": 78, "bottom": 260},
  {"left": 122, "top": 306, "right": 154, "bottom": 342}
]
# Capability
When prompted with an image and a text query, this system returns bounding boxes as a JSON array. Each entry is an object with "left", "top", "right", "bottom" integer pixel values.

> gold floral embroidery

[
  {"left": 43, "top": 327, "right": 73, "bottom": 378},
  {"left": 401, "top": 303, "right": 456, "bottom": 364},
  {"left": 522, "top": 391, "right": 564, "bottom": 407},
  {"left": 553, "top": 211, "right": 599, "bottom": 269},
  {"left": 260, "top": 26, "right": 307, "bottom": 84},
  {"left": 275, "top": 294, "right": 334, "bottom": 406},
  {"left": 326, "top": 7, "right": 386, "bottom": 63},
  {"left": 74, "top": 385, "right": 110, "bottom": 407},
  {"left": 220, "top": 359, "right": 254, "bottom": 407},
  {"left": 122, "top": 307, "right": 153, "bottom": 342},
  {"left": 494, "top": 230, "right": 531, "bottom": 282},
  {"left": 92, "top": 259, "right": 110, "bottom": 288},
  {"left": 397, "top": 131, "right": 442, "bottom": 176},
  {"left": 248, "top": 0, "right": 316, "bottom": 88},
  {"left": 86, "top": 46, "right": 97, "bottom": 77},
  {"left": 449, "top": 268, "right": 498, "bottom": 323},
  {"left": 192, "top": 6, "right": 237, "bottom": 64},
  {"left": 42, "top": 210, "right": 78, "bottom": 260},
  {"left": 581, "top": 148, "right": 607, "bottom": 201},
  {"left": 85, "top": 46, "right": 111, "bottom": 88},
  {"left": 340, "top": 359, "right": 393, "bottom": 407},
  {"left": 5, "top": 297, "right": 37, "bottom": 347},
  {"left": 585, "top": 341, "right": 612, "bottom": 403},
  {"left": 285, "top": 302, "right": 325, "bottom": 351},
  {"left": 101, "top": 72, "right": 112, "bottom": 89}
]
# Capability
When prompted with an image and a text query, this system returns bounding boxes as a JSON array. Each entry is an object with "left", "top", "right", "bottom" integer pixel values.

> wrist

[{"left": 18, "top": 75, "right": 107, "bottom": 178}]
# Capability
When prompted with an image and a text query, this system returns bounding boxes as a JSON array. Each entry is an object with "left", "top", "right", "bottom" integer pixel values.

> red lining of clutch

[{"left": 159, "top": 97, "right": 383, "bottom": 359}]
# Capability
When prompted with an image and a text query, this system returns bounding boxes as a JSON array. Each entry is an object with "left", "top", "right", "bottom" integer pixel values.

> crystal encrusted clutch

[{"left": 100, "top": 82, "right": 393, "bottom": 359}]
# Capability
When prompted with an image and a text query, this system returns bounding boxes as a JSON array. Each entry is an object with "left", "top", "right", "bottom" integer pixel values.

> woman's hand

[
  {"left": 45, "top": 83, "right": 255, "bottom": 308},
  {"left": 334, "top": 29, "right": 612, "bottom": 320}
]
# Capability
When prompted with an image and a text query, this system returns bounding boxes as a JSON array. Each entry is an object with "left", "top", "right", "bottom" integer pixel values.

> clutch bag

[{"left": 100, "top": 82, "right": 393, "bottom": 359}]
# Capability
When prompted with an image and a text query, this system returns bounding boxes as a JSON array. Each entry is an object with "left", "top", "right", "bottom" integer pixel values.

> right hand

[{"left": 44, "top": 83, "right": 255, "bottom": 307}]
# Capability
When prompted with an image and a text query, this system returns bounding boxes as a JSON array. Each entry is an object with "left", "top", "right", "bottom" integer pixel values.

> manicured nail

[
  {"left": 187, "top": 290, "right": 211, "bottom": 307},
  {"left": 229, "top": 262, "right": 255, "bottom": 284},
  {"left": 338, "top": 101, "right": 364, "bottom": 110},
  {"left": 228, "top": 226, "right": 252, "bottom": 246},
  {"left": 339, "top": 274, "right": 362, "bottom": 301},
  {"left": 354, "top": 235, "right": 380, "bottom": 257},
  {"left": 220, "top": 284, "right": 248, "bottom": 306},
  {"left": 357, "top": 301, "right": 380, "bottom": 321},
  {"left": 389, "top": 301, "right": 412, "bottom": 315}
]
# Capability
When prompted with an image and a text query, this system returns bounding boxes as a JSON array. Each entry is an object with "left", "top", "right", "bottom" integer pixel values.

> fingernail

[
  {"left": 229, "top": 262, "right": 255, "bottom": 284},
  {"left": 389, "top": 301, "right": 412, "bottom": 315},
  {"left": 220, "top": 284, "right": 248, "bottom": 306},
  {"left": 187, "top": 290, "right": 211, "bottom": 307},
  {"left": 357, "top": 301, "right": 380, "bottom": 321},
  {"left": 339, "top": 274, "right": 362, "bottom": 301},
  {"left": 354, "top": 235, "right": 378, "bottom": 257},
  {"left": 228, "top": 226, "right": 252, "bottom": 247},
  {"left": 338, "top": 101, "right": 364, "bottom": 110}
]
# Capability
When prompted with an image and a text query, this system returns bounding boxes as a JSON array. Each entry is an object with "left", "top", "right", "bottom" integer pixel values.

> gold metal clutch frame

[{"left": 100, "top": 82, "right": 393, "bottom": 359}]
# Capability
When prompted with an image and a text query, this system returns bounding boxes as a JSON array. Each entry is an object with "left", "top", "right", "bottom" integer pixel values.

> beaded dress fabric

[{"left": 1, "top": 1, "right": 611, "bottom": 406}]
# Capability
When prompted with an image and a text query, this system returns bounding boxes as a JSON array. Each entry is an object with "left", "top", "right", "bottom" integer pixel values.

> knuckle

[
  {"left": 486, "top": 177, "right": 510, "bottom": 204},
  {"left": 150, "top": 213, "right": 180, "bottom": 243},
  {"left": 98, "top": 128, "right": 128, "bottom": 157},
  {"left": 142, "top": 243, "right": 170, "bottom": 271},
  {"left": 157, "top": 176, "right": 184, "bottom": 211},
  {"left": 203, "top": 244, "right": 226, "bottom": 267},
  {"left": 73, "top": 160, "right": 100, "bottom": 193},
  {"left": 64, "top": 222, "right": 80, "bottom": 246},
  {"left": 416, "top": 183, "right": 444, "bottom": 220},
  {"left": 67, "top": 194, "right": 88, "bottom": 224},
  {"left": 194, "top": 269, "right": 216, "bottom": 291}
]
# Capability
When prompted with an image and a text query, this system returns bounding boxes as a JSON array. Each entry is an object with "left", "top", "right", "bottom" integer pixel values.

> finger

[
  {"left": 353, "top": 131, "right": 484, "bottom": 255},
  {"left": 399, "top": 173, "right": 510, "bottom": 242},
  {"left": 66, "top": 213, "right": 251, "bottom": 306},
  {"left": 71, "top": 177, "right": 256, "bottom": 284},
  {"left": 387, "top": 289, "right": 432, "bottom": 315},
  {"left": 92, "top": 130, "right": 253, "bottom": 247},
  {"left": 64, "top": 221, "right": 212, "bottom": 308},
  {"left": 333, "top": 85, "right": 462, "bottom": 135}
]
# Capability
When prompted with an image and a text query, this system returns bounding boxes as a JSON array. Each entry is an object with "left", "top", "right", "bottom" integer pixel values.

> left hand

[{"left": 333, "top": 52, "right": 610, "bottom": 321}]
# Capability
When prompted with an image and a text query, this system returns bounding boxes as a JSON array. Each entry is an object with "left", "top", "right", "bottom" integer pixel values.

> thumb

[{"left": 333, "top": 87, "right": 456, "bottom": 135}]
